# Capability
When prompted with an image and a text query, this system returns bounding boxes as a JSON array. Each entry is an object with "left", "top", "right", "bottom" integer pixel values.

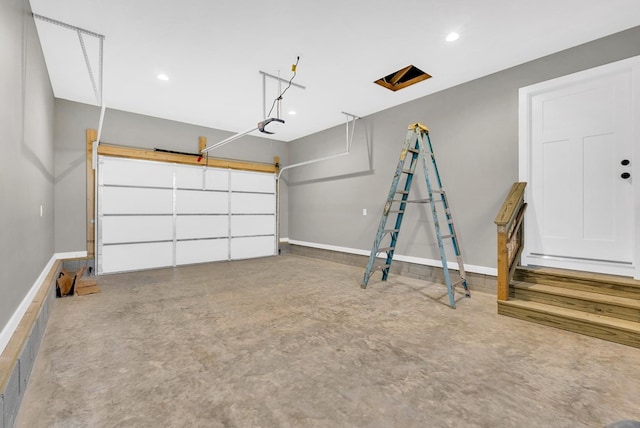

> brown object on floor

[
  {"left": 74, "top": 266, "right": 101, "bottom": 296},
  {"left": 55, "top": 269, "right": 75, "bottom": 297},
  {"left": 56, "top": 266, "right": 100, "bottom": 297},
  {"left": 75, "top": 278, "right": 100, "bottom": 296}
]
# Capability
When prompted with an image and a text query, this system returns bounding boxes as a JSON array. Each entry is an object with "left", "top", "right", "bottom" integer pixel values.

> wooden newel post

[
  {"left": 494, "top": 182, "right": 527, "bottom": 302},
  {"left": 496, "top": 225, "right": 510, "bottom": 301}
]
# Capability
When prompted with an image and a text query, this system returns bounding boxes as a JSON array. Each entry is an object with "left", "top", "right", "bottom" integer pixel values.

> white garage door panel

[
  {"left": 231, "top": 170, "right": 274, "bottom": 192},
  {"left": 101, "top": 216, "right": 173, "bottom": 244},
  {"left": 176, "top": 190, "right": 228, "bottom": 214},
  {"left": 102, "top": 187, "right": 173, "bottom": 215},
  {"left": 231, "top": 236, "right": 275, "bottom": 259},
  {"left": 175, "top": 165, "right": 205, "bottom": 189},
  {"left": 231, "top": 215, "right": 275, "bottom": 236},
  {"left": 98, "top": 156, "right": 277, "bottom": 274},
  {"left": 205, "top": 169, "right": 230, "bottom": 191},
  {"left": 176, "top": 239, "right": 228, "bottom": 265},
  {"left": 101, "top": 157, "right": 173, "bottom": 188},
  {"left": 231, "top": 193, "right": 275, "bottom": 214},
  {"left": 102, "top": 242, "right": 173, "bottom": 273},
  {"left": 176, "top": 216, "right": 229, "bottom": 239}
]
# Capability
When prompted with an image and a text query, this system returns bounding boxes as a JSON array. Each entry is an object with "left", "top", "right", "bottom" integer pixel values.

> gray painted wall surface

[
  {"left": 286, "top": 26, "right": 640, "bottom": 270},
  {"left": 54, "top": 101, "right": 289, "bottom": 252},
  {"left": 0, "top": 0, "right": 54, "bottom": 335}
]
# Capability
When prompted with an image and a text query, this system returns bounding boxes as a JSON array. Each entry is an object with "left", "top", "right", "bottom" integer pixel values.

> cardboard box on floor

[{"left": 56, "top": 266, "right": 100, "bottom": 297}]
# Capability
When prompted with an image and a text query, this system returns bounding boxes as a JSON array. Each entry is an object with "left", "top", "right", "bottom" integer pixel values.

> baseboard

[
  {"left": 287, "top": 241, "right": 498, "bottom": 295},
  {"left": 0, "top": 255, "right": 57, "bottom": 356},
  {"left": 0, "top": 252, "right": 84, "bottom": 427},
  {"left": 287, "top": 239, "right": 497, "bottom": 276}
]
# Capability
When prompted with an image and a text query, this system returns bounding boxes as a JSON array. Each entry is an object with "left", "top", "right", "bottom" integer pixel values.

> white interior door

[{"left": 520, "top": 56, "right": 640, "bottom": 277}]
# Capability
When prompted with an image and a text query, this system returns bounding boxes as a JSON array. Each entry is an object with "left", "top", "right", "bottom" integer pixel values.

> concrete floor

[{"left": 16, "top": 254, "right": 640, "bottom": 427}]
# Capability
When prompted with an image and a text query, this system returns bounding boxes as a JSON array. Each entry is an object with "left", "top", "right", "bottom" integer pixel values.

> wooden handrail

[{"left": 495, "top": 182, "right": 527, "bottom": 301}]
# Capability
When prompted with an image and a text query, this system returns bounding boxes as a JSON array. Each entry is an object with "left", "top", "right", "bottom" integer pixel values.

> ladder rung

[
  {"left": 441, "top": 234, "right": 454, "bottom": 240},
  {"left": 407, "top": 148, "right": 419, "bottom": 154},
  {"left": 377, "top": 264, "right": 391, "bottom": 271},
  {"left": 377, "top": 246, "right": 394, "bottom": 253},
  {"left": 401, "top": 169, "right": 414, "bottom": 174},
  {"left": 388, "top": 210, "right": 405, "bottom": 214},
  {"left": 396, "top": 190, "right": 409, "bottom": 195},
  {"left": 431, "top": 189, "right": 445, "bottom": 194},
  {"left": 383, "top": 229, "right": 400, "bottom": 233},
  {"left": 452, "top": 278, "right": 465, "bottom": 287},
  {"left": 406, "top": 199, "right": 430, "bottom": 203}
]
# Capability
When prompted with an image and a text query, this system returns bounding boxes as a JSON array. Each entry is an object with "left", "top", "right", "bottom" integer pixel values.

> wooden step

[
  {"left": 512, "top": 281, "right": 640, "bottom": 322},
  {"left": 498, "top": 299, "right": 640, "bottom": 348},
  {"left": 514, "top": 266, "right": 640, "bottom": 298}
]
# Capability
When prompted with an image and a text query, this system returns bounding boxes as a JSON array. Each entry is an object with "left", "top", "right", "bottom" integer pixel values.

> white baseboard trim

[
  {"left": 0, "top": 255, "right": 56, "bottom": 356},
  {"left": 288, "top": 240, "right": 497, "bottom": 276},
  {"left": 0, "top": 251, "right": 89, "bottom": 356},
  {"left": 279, "top": 237, "right": 290, "bottom": 243},
  {"left": 56, "top": 251, "right": 89, "bottom": 259}
]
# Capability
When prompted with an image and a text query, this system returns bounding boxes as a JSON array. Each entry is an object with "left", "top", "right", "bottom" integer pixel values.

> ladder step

[
  {"left": 452, "top": 278, "right": 465, "bottom": 287},
  {"left": 383, "top": 229, "right": 400, "bottom": 233},
  {"left": 401, "top": 169, "right": 414, "bottom": 174},
  {"left": 377, "top": 246, "right": 394, "bottom": 253},
  {"left": 396, "top": 190, "right": 409, "bottom": 195},
  {"left": 407, "top": 148, "right": 419, "bottom": 154},
  {"left": 441, "top": 234, "right": 454, "bottom": 240},
  {"left": 388, "top": 210, "right": 405, "bottom": 214}
]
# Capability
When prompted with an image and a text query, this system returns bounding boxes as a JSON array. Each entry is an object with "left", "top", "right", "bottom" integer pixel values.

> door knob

[
  {"left": 621, "top": 159, "right": 630, "bottom": 166},
  {"left": 621, "top": 172, "right": 631, "bottom": 179}
]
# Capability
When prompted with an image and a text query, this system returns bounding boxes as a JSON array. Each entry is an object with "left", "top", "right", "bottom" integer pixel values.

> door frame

[{"left": 518, "top": 55, "right": 640, "bottom": 279}]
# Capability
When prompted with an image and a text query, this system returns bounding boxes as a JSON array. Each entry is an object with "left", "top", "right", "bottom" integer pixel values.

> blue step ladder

[{"left": 361, "top": 123, "right": 470, "bottom": 308}]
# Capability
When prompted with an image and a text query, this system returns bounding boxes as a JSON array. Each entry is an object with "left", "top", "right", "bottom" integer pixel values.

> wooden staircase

[{"left": 497, "top": 266, "right": 640, "bottom": 348}]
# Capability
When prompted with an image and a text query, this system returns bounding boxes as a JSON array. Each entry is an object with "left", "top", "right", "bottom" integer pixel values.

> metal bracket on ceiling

[
  {"left": 34, "top": 13, "right": 106, "bottom": 166},
  {"left": 342, "top": 111, "right": 360, "bottom": 151},
  {"left": 33, "top": 13, "right": 105, "bottom": 106},
  {"left": 259, "top": 70, "right": 306, "bottom": 119}
]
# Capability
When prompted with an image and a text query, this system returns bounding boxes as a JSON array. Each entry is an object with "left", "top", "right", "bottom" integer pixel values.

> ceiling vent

[{"left": 374, "top": 65, "right": 431, "bottom": 91}]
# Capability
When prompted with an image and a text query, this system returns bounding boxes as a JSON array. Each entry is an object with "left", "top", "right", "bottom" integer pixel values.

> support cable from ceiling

[{"left": 202, "top": 57, "right": 302, "bottom": 153}]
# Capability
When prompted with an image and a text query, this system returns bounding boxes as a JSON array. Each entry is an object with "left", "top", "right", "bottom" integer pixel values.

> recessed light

[
  {"left": 157, "top": 73, "right": 169, "bottom": 81},
  {"left": 288, "top": 110, "right": 297, "bottom": 115},
  {"left": 446, "top": 32, "right": 460, "bottom": 42}
]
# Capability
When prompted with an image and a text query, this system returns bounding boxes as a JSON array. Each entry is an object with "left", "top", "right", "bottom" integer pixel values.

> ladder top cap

[{"left": 408, "top": 123, "right": 429, "bottom": 132}]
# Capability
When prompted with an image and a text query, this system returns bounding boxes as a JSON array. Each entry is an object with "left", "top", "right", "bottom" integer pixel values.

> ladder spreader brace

[{"left": 361, "top": 123, "right": 470, "bottom": 308}]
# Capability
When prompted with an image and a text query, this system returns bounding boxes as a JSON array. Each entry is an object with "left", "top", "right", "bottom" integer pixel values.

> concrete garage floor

[{"left": 16, "top": 254, "right": 640, "bottom": 427}]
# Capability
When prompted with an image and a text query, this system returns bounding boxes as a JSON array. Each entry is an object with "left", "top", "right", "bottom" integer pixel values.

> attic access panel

[{"left": 374, "top": 65, "right": 431, "bottom": 91}]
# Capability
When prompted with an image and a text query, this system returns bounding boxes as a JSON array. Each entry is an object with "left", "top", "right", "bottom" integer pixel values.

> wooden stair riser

[
  {"left": 513, "top": 288, "right": 640, "bottom": 323},
  {"left": 514, "top": 269, "right": 640, "bottom": 298},
  {"left": 498, "top": 301, "right": 640, "bottom": 349}
]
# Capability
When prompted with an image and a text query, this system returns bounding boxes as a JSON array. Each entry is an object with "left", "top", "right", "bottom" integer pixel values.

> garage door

[{"left": 97, "top": 156, "right": 276, "bottom": 274}]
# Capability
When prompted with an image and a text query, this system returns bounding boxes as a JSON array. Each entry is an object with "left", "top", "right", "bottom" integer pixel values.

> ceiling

[{"left": 30, "top": 0, "right": 640, "bottom": 142}]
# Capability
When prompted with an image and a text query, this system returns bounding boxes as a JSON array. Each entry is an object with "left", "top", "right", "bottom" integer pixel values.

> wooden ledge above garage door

[{"left": 87, "top": 129, "right": 280, "bottom": 174}]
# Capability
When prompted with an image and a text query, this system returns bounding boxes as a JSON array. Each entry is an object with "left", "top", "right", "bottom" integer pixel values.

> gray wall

[
  {"left": 286, "top": 26, "right": 640, "bottom": 271},
  {"left": 0, "top": 0, "right": 55, "bottom": 333},
  {"left": 54, "top": 101, "right": 289, "bottom": 252}
]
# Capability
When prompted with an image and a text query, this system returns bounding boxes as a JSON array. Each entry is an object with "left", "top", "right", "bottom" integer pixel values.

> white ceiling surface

[{"left": 30, "top": 0, "right": 640, "bottom": 143}]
